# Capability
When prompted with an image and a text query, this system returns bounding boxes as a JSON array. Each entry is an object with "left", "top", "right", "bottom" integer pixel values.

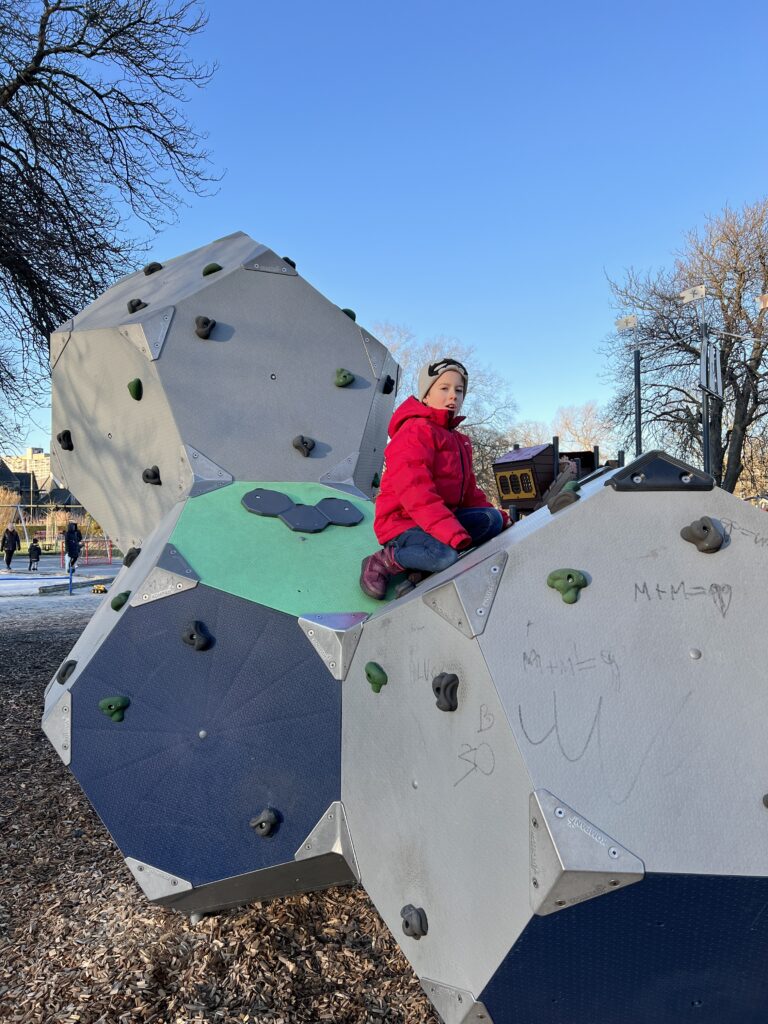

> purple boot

[{"left": 360, "top": 545, "right": 404, "bottom": 600}]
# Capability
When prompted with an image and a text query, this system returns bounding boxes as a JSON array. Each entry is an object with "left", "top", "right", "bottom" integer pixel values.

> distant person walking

[
  {"left": 64, "top": 522, "right": 83, "bottom": 572},
  {"left": 1, "top": 524, "right": 21, "bottom": 571},
  {"left": 28, "top": 538, "right": 41, "bottom": 572}
]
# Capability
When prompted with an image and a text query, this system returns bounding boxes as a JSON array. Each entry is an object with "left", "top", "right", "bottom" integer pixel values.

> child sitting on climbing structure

[{"left": 360, "top": 358, "right": 508, "bottom": 599}]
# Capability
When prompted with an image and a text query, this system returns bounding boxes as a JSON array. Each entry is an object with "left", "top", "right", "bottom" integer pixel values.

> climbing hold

[
  {"left": 181, "top": 621, "right": 213, "bottom": 651},
  {"left": 143, "top": 261, "right": 163, "bottom": 275},
  {"left": 127, "top": 378, "right": 143, "bottom": 401},
  {"left": 371, "top": 472, "right": 380, "bottom": 489},
  {"left": 202, "top": 262, "right": 222, "bottom": 277},
  {"left": 334, "top": 368, "right": 355, "bottom": 388},
  {"left": 315, "top": 497, "right": 364, "bottom": 527},
  {"left": 111, "top": 591, "right": 131, "bottom": 611},
  {"left": 142, "top": 466, "right": 162, "bottom": 485},
  {"left": 341, "top": 308, "right": 356, "bottom": 321},
  {"left": 365, "top": 662, "right": 388, "bottom": 694},
  {"left": 547, "top": 489, "right": 580, "bottom": 514},
  {"left": 281, "top": 256, "right": 296, "bottom": 269},
  {"left": 292, "top": 435, "right": 315, "bottom": 457},
  {"left": 99, "top": 695, "right": 130, "bottom": 723},
  {"left": 382, "top": 374, "right": 395, "bottom": 395},
  {"left": 195, "top": 315, "right": 216, "bottom": 340},
  {"left": 432, "top": 672, "right": 460, "bottom": 712},
  {"left": 127, "top": 298, "right": 148, "bottom": 314},
  {"left": 681, "top": 516, "right": 725, "bottom": 553},
  {"left": 241, "top": 488, "right": 294, "bottom": 517},
  {"left": 547, "top": 569, "right": 589, "bottom": 604},
  {"left": 400, "top": 904, "right": 428, "bottom": 940},
  {"left": 279, "top": 504, "right": 330, "bottom": 534},
  {"left": 250, "top": 808, "right": 280, "bottom": 837},
  {"left": 123, "top": 547, "right": 141, "bottom": 567},
  {"left": 57, "top": 430, "right": 74, "bottom": 451},
  {"left": 394, "top": 571, "right": 426, "bottom": 599},
  {"left": 56, "top": 660, "right": 77, "bottom": 685}
]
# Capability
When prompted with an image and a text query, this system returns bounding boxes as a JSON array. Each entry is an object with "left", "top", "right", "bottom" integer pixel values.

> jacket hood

[{"left": 388, "top": 396, "right": 465, "bottom": 436}]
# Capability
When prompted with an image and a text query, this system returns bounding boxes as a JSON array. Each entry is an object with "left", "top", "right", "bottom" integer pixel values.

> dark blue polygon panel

[
  {"left": 69, "top": 585, "right": 340, "bottom": 888},
  {"left": 480, "top": 873, "right": 768, "bottom": 1024}
]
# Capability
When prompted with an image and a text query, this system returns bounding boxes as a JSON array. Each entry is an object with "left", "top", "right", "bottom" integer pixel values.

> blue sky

[{"left": 20, "top": 0, "right": 768, "bottom": 449}]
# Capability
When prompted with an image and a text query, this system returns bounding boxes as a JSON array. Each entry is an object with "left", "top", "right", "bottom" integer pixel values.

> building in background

[{"left": 0, "top": 447, "right": 52, "bottom": 490}]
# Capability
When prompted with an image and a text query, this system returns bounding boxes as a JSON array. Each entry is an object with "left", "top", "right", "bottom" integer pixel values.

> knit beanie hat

[{"left": 418, "top": 358, "right": 469, "bottom": 402}]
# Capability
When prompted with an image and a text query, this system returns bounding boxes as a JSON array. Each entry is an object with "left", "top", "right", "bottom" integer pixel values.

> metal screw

[
  {"left": 532, "top": 878, "right": 539, "bottom": 888},
  {"left": 609, "top": 847, "right": 619, "bottom": 858},
  {"left": 327, "top": 813, "right": 334, "bottom": 820},
  {"left": 142, "top": 594, "right": 148, "bottom": 600},
  {"left": 329, "top": 661, "right": 336, "bottom": 669},
  {"left": 62, "top": 707, "right": 69, "bottom": 715},
  {"left": 555, "top": 807, "right": 565, "bottom": 818},
  {"left": 176, "top": 583, "right": 183, "bottom": 590},
  {"left": 305, "top": 843, "right": 311, "bottom": 850},
  {"left": 62, "top": 742, "right": 69, "bottom": 750},
  {"left": 681, "top": 473, "right": 692, "bottom": 484},
  {"left": 198, "top": 730, "right": 207, "bottom": 739},
  {"left": 491, "top": 565, "right": 500, "bottom": 573},
  {"left": 476, "top": 607, "right": 485, "bottom": 616},
  {"left": 632, "top": 473, "right": 644, "bottom": 484},
  {"left": 690, "top": 649, "right": 702, "bottom": 660},
  {"left": 531, "top": 817, "right": 539, "bottom": 828},
  {"left": 412, "top": 780, "right": 418, "bottom": 789},
  {"left": 137, "top": 865, "right": 145, "bottom": 872},
  {"left": 171, "top": 880, "right": 178, "bottom": 886},
  {"left": 555, "top": 899, "right": 566, "bottom": 907},
  {"left": 609, "top": 879, "right": 620, "bottom": 887},
  {"left": 192, "top": 452, "right": 198, "bottom": 459},
  {"left": 307, "top": 629, "right": 315, "bottom": 637}
]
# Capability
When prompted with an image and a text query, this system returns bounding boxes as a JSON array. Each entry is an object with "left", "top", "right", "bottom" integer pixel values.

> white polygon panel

[
  {"left": 342, "top": 598, "right": 534, "bottom": 997},
  {"left": 477, "top": 478, "right": 768, "bottom": 878}
]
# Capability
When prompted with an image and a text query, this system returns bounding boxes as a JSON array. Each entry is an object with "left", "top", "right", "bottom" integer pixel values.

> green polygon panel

[{"left": 169, "top": 482, "right": 386, "bottom": 616}]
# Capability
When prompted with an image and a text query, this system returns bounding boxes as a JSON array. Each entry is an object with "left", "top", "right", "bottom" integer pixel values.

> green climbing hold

[
  {"left": 202, "top": 262, "right": 222, "bottom": 277},
  {"left": 127, "top": 378, "right": 143, "bottom": 401},
  {"left": 562, "top": 480, "right": 581, "bottom": 493},
  {"left": 341, "top": 308, "right": 357, "bottom": 321},
  {"left": 99, "top": 695, "right": 130, "bottom": 722},
  {"left": 111, "top": 591, "right": 131, "bottom": 611},
  {"left": 365, "top": 662, "right": 388, "bottom": 693},
  {"left": 547, "top": 569, "right": 589, "bottom": 604},
  {"left": 335, "top": 368, "right": 355, "bottom": 388}
]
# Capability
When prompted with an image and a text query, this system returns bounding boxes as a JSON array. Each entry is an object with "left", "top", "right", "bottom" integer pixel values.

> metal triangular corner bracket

[
  {"left": 119, "top": 305, "right": 175, "bottom": 361},
  {"left": 298, "top": 613, "right": 367, "bottom": 680},
  {"left": 294, "top": 801, "right": 360, "bottom": 881},
  {"left": 156, "top": 543, "right": 200, "bottom": 581},
  {"left": 179, "top": 445, "right": 234, "bottom": 497},
  {"left": 422, "top": 550, "right": 507, "bottom": 638},
  {"left": 319, "top": 452, "right": 359, "bottom": 488},
  {"left": 129, "top": 566, "right": 198, "bottom": 607},
  {"left": 50, "top": 321, "right": 75, "bottom": 369},
  {"left": 529, "top": 790, "right": 644, "bottom": 916},
  {"left": 42, "top": 689, "right": 72, "bottom": 766},
  {"left": 242, "top": 247, "right": 298, "bottom": 276},
  {"left": 606, "top": 450, "right": 714, "bottom": 492},
  {"left": 421, "top": 979, "right": 493, "bottom": 1024},
  {"left": 125, "top": 857, "right": 193, "bottom": 902}
]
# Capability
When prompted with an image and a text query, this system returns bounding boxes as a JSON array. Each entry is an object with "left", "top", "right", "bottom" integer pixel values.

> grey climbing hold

[
  {"left": 127, "top": 378, "right": 143, "bottom": 401},
  {"left": 279, "top": 504, "right": 329, "bottom": 534},
  {"left": 250, "top": 808, "right": 280, "bottom": 837},
  {"left": 432, "top": 672, "right": 460, "bottom": 712},
  {"left": 292, "top": 435, "right": 315, "bottom": 457},
  {"left": 143, "top": 261, "right": 163, "bottom": 275},
  {"left": 681, "top": 516, "right": 725, "bottom": 553},
  {"left": 57, "top": 430, "right": 74, "bottom": 451},
  {"left": 181, "top": 621, "right": 212, "bottom": 651},
  {"left": 341, "top": 308, "right": 356, "bottom": 321},
  {"left": 127, "top": 298, "right": 148, "bottom": 314},
  {"left": 123, "top": 547, "right": 141, "bottom": 568},
  {"left": 56, "top": 660, "right": 77, "bottom": 685},
  {"left": 142, "top": 466, "right": 162, "bottom": 485},
  {"left": 401, "top": 904, "right": 428, "bottom": 939},
  {"left": 315, "top": 497, "right": 363, "bottom": 527},
  {"left": 202, "top": 262, "right": 222, "bottom": 277},
  {"left": 241, "top": 488, "right": 294, "bottom": 517},
  {"left": 335, "top": 368, "right": 355, "bottom": 387},
  {"left": 195, "top": 315, "right": 216, "bottom": 340}
]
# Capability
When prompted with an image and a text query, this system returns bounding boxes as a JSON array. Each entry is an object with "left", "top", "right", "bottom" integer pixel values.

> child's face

[{"left": 423, "top": 370, "right": 465, "bottom": 414}]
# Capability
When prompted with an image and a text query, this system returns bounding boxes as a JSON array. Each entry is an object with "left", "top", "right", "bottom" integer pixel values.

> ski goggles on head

[{"left": 427, "top": 359, "right": 467, "bottom": 379}]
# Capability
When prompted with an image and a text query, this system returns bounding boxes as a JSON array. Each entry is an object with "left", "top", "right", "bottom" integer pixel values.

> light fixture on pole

[{"left": 616, "top": 315, "right": 641, "bottom": 456}]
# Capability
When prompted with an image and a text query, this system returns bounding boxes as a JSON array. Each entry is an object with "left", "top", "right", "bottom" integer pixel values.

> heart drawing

[{"left": 709, "top": 583, "right": 732, "bottom": 618}]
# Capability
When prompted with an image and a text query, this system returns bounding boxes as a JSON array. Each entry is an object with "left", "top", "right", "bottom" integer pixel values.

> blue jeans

[{"left": 390, "top": 507, "right": 504, "bottom": 573}]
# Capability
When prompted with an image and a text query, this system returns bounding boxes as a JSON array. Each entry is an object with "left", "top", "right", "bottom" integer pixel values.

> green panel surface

[{"left": 170, "top": 483, "right": 389, "bottom": 616}]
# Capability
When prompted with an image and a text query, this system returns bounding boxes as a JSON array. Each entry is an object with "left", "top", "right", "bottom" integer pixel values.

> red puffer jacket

[{"left": 374, "top": 396, "right": 509, "bottom": 549}]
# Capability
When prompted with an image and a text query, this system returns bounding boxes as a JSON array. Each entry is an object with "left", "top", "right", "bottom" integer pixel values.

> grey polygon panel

[
  {"left": 50, "top": 325, "right": 185, "bottom": 548},
  {"left": 118, "top": 306, "right": 175, "bottom": 360},
  {"left": 476, "top": 471, "right": 768, "bottom": 878},
  {"left": 298, "top": 613, "right": 367, "bottom": 680},
  {"left": 342, "top": 597, "right": 535, "bottom": 997},
  {"left": 423, "top": 550, "right": 507, "bottom": 638}
]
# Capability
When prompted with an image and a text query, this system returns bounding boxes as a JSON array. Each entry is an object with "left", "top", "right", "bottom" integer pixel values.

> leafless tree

[{"left": 603, "top": 199, "right": 768, "bottom": 491}]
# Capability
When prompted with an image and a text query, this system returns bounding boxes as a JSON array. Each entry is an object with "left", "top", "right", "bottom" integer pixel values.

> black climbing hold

[
  {"left": 365, "top": 662, "right": 387, "bottom": 693},
  {"left": 57, "top": 430, "right": 74, "bottom": 451},
  {"left": 279, "top": 504, "right": 329, "bottom": 534},
  {"left": 111, "top": 591, "right": 131, "bottom": 611},
  {"left": 400, "top": 904, "right": 428, "bottom": 940},
  {"left": 181, "top": 621, "right": 213, "bottom": 651},
  {"left": 143, "top": 261, "right": 163, "bottom": 275},
  {"left": 341, "top": 308, "right": 356, "bottom": 321},
  {"left": 335, "top": 368, "right": 355, "bottom": 387},
  {"left": 250, "top": 807, "right": 281, "bottom": 838},
  {"left": 202, "top": 262, "right": 222, "bottom": 277},
  {"left": 123, "top": 547, "right": 141, "bottom": 568},
  {"left": 547, "top": 569, "right": 589, "bottom": 604},
  {"left": 127, "top": 298, "right": 148, "bottom": 314},
  {"left": 281, "top": 256, "right": 296, "bottom": 269},
  {"left": 142, "top": 466, "right": 162, "bottom": 485},
  {"left": 432, "top": 672, "right": 460, "bottom": 712},
  {"left": 292, "top": 435, "right": 315, "bottom": 457},
  {"left": 99, "top": 695, "right": 130, "bottom": 722},
  {"left": 382, "top": 374, "right": 395, "bottom": 394},
  {"left": 607, "top": 451, "right": 714, "bottom": 491},
  {"left": 127, "top": 378, "right": 143, "bottom": 401},
  {"left": 56, "top": 660, "right": 77, "bottom": 685},
  {"left": 315, "top": 497, "right": 363, "bottom": 527},
  {"left": 195, "top": 315, "right": 216, "bottom": 340},
  {"left": 394, "top": 571, "right": 426, "bottom": 599},
  {"left": 241, "top": 488, "right": 294, "bottom": 517},
  {"left": 371, "top": 472, "right": 380, "bottom": 489},
  {"left": 681, "top": 516, "right": 725, "bottom": 553}
]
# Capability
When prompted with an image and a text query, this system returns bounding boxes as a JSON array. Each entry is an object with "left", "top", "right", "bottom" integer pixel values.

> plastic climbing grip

[
  {"left": 127, "top": 378, "right": 143, "bottom": 401},
  {"left": 195, "top": 315, "right": 216, "bottom": 340},
  {"left": 281, "top": 256, "right": 296, "bottom": 269},
  {"left": 547, "top": 490, "right": 580, "bottom": 514},
  {"left": 143, "top": 261, "right": 163, "bottom": 275},
  {"left": 547, "top": 569, "right": 589, "bottom": 604},
  {"left": 111, "top": 591, "right": 131, "bottom": 611},
  {"left": 365, "top": 662, "right": 388, "bottom": 694},
  {"left": 341, "top": 308, "right": 356, "bottom": 321},
  {"left": 400, "top": 904, "right": 428, "bottom": 940},
  {"left": 250, "top": 808, "right": 280, "bottom": 838},
  {"left": 127, "top": 298, "right": 148, "bottom": 314},
  {"left": 292, "top": 435, "right": 315, "bottom": 458},
  {"left": 382, "top": 374, "right": 395, "bottom": 395},
  {"left": 98, "top": 696, "right": 130, "bottom": 722},
  {"left": 202, "top": 262, "right": 222, "bottom": 277},
  {"left": 181, "top": 621, "right": 213, "bottom": 651},
  {"left": 142, "top": 466, "right": 162, "bottom": 486},
  {"left": 56, "top": 430, "right": 74, "bottom": 451},
  {"left": 432, "top": 672, "right": 460, "bottom": 712},
  {"left": 680, "top": 516, "right": 725, "bottom": 553},
  {"left": 56, "top": 660, "right": 77, "bottom": 685},
  {"left": 371, "top": 472, "right": 380, "bottom": 489},
  {"left": 122, "top": 547, "right": 141, "bottom": 568},
  {"left": 334, "top": 368, "right": 355, "bottom": 387}
]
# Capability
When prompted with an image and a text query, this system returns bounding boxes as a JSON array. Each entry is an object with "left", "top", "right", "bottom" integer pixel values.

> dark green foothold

[
  {"left": 99, "top": 695, "right": 130, "bottom": 722},
  {"left": 365, "top": 662, "right": 388, "bottom": 693},
  {"left": 143, "top": 261, "right": 163, "bottom": 275},
  {"left": 562, "top": 480, "right": 581, "bottom": 493},
  {"left": 547, "top": 569, "right": 588, "bottom": 604},
  {"left": 341, "top": 308, "right": 356, "bottom": 321},
  {"left": 111, "top": 591, "right": 131, "bottom": 611},
  {"left": 127, "top": 378, "right": 143, "bottom": 401},
  {"left": 335, "top": 368, "right": 355, "bottom": 387},
  {"left": 202, "top": 262, "right": 222, "bottom": 277}
]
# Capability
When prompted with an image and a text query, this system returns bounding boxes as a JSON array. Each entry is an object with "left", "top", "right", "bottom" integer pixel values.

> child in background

[
  {"left": 28, "top": 537, "right": 41, "bottom": 571},
  {"left": 360, "top": 358, "right": 508, "bottom": 599}
]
